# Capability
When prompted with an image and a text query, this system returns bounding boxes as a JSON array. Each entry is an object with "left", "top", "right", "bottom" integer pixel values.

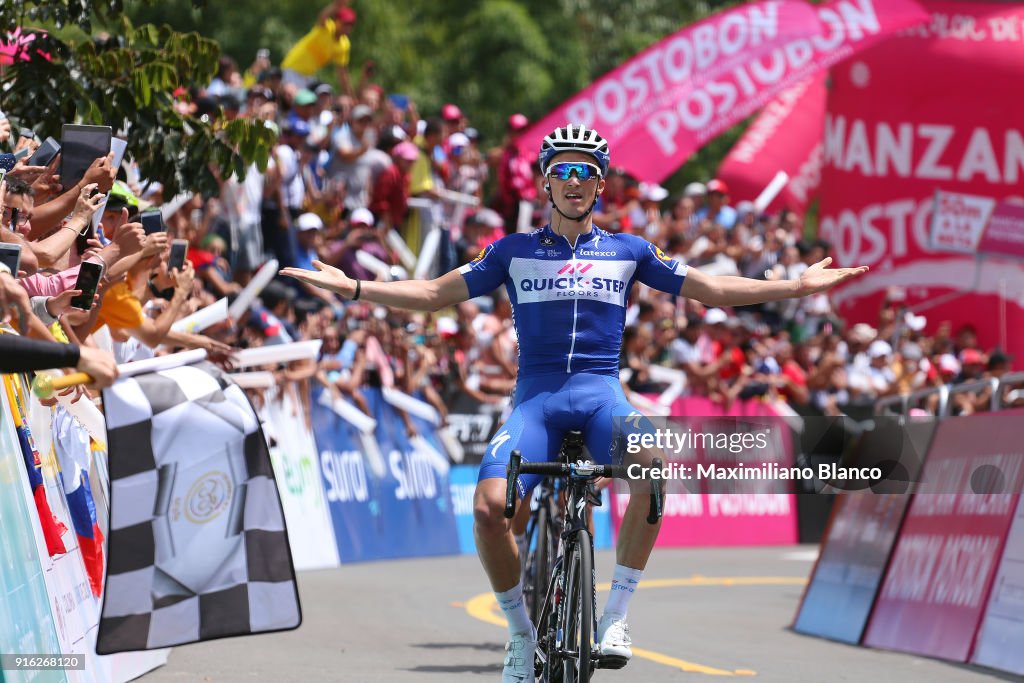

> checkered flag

[{"left": 97, "top": 361, "right": 301, "bottom": 653}]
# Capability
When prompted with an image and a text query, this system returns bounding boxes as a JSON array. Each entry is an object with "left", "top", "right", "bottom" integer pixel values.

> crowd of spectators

[{"left": 2, "top": 0, "right": 1020, "bottom": 437}]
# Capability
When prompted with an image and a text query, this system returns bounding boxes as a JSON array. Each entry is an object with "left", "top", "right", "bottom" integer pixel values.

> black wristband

[{"left": 352, "top": 279, "right": 361, "bottom": 301}]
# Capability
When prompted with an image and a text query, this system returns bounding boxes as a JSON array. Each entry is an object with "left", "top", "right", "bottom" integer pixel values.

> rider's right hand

[{"left": 281, "top": 260, "right": 357, "bottom": 298}]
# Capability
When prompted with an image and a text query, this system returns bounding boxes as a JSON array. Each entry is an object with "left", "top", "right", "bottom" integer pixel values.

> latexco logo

[{"left": 579, "top": 250, "right": 616, "bottom": 257}]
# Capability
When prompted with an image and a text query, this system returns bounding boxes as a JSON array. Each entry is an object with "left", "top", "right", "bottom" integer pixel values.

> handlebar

[{"left": 503, "top": 451, "right": 664, "bottom": 525}]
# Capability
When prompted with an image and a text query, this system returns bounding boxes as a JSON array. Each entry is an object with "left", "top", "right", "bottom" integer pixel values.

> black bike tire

[
  {"left": 527, "top": 502, "right": 551, "bottom": 626},
  {"left": 563, "top": 530, "right": 593, "bottom": 683}
]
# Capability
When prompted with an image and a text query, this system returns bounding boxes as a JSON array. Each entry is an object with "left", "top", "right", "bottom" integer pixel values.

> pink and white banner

[
  {"left": 611, "top": 397, "right": 798, "bottom": 547},
  {"left": 518, "top": 0, "right": 928, "bottom": 182},
  {"left": 717, "top": 73, "right": 827, "bottom": 212},
  {"left": 820, "top": 1, "right": 1024, "bottom": 365}
]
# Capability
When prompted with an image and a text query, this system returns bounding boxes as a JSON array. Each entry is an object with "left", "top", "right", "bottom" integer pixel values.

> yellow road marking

[
  {"left": 596, "top": 576, "right": 807, "bottom": 591},
  {"left": 463, "top": 575, "right": 806, "bottom": 676}
]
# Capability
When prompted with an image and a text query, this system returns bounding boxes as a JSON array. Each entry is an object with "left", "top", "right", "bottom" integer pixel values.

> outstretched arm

[
  {"left": 680, "top": 257, "right": 868, "bottom": 307},
  {"left": 281, "top": 260, "right": 470, "bottom": 312}
]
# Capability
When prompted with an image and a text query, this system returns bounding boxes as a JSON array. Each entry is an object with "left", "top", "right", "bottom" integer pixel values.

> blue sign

[
  {"left": 449, "top": 465, "right": 479, "bottom": 554},
  {"left": 311, "top": 387, "right": 460, "bottom": 563},
  {"left": 448, "top": 464, "right": 613, "bottom": 556}
]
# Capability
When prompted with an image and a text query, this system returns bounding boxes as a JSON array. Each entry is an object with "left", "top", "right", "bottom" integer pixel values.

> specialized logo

[
  {"left": 540, "top": 235, "right": 556, "bottom": 246},
  {"left": 490, "top": 430, "right": 512, "bottom": 457}
]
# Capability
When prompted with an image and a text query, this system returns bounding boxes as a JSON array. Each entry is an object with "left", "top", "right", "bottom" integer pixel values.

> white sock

[
  {"left": 604, "top": 564, "right": 644, "bottom": 619},
  {"left": 496, "top": 582, "right": 533, "bottom": 636}
]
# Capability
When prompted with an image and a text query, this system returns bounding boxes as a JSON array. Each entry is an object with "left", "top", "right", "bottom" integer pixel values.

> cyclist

[{"left": 282, "top": 123, "right": 867, "bottom": 682}]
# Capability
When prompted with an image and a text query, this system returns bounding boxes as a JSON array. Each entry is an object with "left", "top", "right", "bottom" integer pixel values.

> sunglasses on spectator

[
  {"left": 548, "top": 162, "right": 602, "bottom": 181},
  {"left": 3, "top": 208, "right": 29, "bottom": 227}
]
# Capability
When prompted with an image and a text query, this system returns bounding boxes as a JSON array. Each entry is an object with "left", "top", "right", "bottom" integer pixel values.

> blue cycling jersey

[{"left": 458, "top": 225, "right": 687, "bottom": 377}]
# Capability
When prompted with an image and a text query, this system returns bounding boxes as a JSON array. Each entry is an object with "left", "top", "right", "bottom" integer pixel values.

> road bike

[{"left": 504, "top": 431, "right": 663, "bottom": 682}]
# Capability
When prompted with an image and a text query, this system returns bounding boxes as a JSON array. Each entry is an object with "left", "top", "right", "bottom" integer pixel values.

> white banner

[
  {"left": 972, "top": 494, "right": 1024, "bottom": 675},
  {"left": 930, "top": 190, "right": 996, "bottom": 254},
  {"left": 261, "top": 387, "right": 341, "bottom": 571}
]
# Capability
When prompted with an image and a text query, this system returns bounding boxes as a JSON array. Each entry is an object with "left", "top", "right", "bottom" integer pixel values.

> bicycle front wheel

[
  {"left": 561, "top": 529, "right": 593, "bottom": 683},
  {"left": 526, "top": 500, "right": 556, "bottom": 626}
]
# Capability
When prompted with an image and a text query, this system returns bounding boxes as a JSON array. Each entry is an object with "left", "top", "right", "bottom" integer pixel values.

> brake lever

[
  {"left": 504, "top": 450, "right": 522, "bottom": 519},
  {"left": 647, "top": 457, "right": 663, "bottom": 524}
]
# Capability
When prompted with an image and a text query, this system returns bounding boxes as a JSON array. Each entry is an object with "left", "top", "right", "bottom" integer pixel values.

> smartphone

[
  {"left": 141, "top": 211, "right": 165, "bottom": 235},
  {"left": 169, "top": 239, "right": 188, "bottom": 272},
  {"left": 70, "top": 261, "right": 104, "bottom": 310},
  {"left": 257, "top": 48, "right": 270, "bottom": 60},
  {"left": 60, "top": 124, "right": 112, "bottom": 190},
  {"left": 27, "top": 137, "right": 60, "bottom": 167},
  {"left": 0, "top": 243, "right": 22, "bottom": 276},
  {"left": 13, "top": 147, "right": 30, "bottom": 161}
]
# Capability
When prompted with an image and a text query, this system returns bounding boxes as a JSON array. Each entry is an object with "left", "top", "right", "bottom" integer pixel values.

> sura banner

[
  {"left": 518, "top": 0, "right": 926, "bottom": 182},
  {"left": 311, "top": 386, "right": 460, "bottom": 563},
  {"left": 819, "top": 1, "right": 1024, "bottom": 362},
  {"left": 717, "top": 74, "right": 827, "bottom": 212}
]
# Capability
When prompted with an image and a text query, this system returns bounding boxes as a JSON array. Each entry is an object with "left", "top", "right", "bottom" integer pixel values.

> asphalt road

[{"left": 141, "top": 546, "right": 1017, "bottom": 683}]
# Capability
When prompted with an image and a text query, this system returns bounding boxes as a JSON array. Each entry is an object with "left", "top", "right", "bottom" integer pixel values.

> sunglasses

[
  {"left": 5, "top": 208, "right": 29, "bottom": 227},
  {"left": 548, "top": 162, "right": 602, "bottom": 181}
]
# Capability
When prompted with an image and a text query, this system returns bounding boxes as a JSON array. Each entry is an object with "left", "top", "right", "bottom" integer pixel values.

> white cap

[
  {"left": 905, "top": 312, "right": 927, "bottom": 331},
  {"left": 296, "top": 212, "right": 324, "bottom": 231},
  {"left": 868, "top": 340, "right": 892, "bottom": 359},
  {"left": 684, "top": 182, "right": 707, "bottom": 198},
  {"left": 436, "top": 317, "right": 458, "bottom": 337},
  {"left": 850, "top": 323, "right": 878, "bottom": 344},
  {"left": 640, "top": 182, "right": 669, "bottom": 202},
  {"left": 704, "top": 308, "right": 728, "bottom": 325},
  {"left": 448, "top": 132, "right": 470, "bottom": 149},
  {"left": 350, "top": 208, "right": 375, "bottom": 226}
]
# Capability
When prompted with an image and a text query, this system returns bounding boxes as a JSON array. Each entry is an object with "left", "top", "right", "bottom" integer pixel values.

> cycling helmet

[{"left": 539, "top": 124, "right": 610, "bottom": 177}]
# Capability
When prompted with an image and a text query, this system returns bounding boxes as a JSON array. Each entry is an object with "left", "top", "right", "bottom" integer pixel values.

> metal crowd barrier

[{"left": 874, "top": 371, "right": 1024, "bottom": 417}]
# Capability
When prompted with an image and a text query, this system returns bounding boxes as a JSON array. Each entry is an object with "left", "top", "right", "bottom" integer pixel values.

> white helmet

[{"left": 539, "top": 124, "right": 610, "bottom": 176}]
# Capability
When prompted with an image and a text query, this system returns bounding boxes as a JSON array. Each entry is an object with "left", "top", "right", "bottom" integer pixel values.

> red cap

[
  {"left": 441, "top": 103, "right": 462, "bottom": 122},
  {"left": 337, "top": 7, "right": 357, "bottom": 24},
  {"left": 706, "top": 179, "right": 729, "bottom": 194},
  {"left": 508, "top": 113, "right": 529, "bottom": 131},
  {"left": 961, "top": 348, "right": 986, "bottom": 365}
]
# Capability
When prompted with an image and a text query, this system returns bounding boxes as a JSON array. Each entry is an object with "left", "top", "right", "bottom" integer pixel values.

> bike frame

[{"left": 504, "top": 432, "right": 663, "bottom": 681}]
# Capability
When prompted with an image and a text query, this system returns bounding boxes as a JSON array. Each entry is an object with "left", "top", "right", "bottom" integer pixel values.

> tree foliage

[
  {"left": 0, "top": 0, "right": 276, "bottom": 198},
  {"left": 125, "top": 0, "right": 747, "bottom": 193}
]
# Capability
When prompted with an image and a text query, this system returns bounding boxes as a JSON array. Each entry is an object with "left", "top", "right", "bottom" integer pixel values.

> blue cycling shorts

[{"left": 477, "top": 372, "right": 653, "bottom": 498}]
